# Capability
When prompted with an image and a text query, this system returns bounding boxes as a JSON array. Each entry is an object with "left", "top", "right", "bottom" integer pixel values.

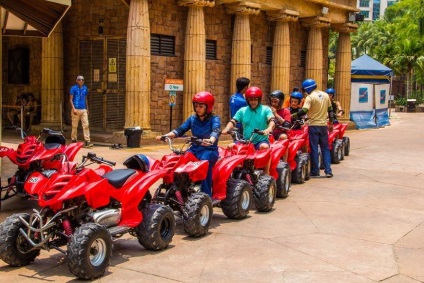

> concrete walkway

[{"left": 0, "top": 112, "right": 423, "bottom": 282}]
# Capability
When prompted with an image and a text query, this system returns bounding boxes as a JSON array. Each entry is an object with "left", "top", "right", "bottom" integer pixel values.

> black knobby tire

[
  {"left": 343, "top": 137, "right": 350, "bottom": 156},
  {"left": 137, "top": 204, "right": 175, "bottom": 250},
  {"left": 292, "top": 157, "right": 306, "bottom": 184},
  {"left": 221, "top": 178, "right": 252, "bottom": 219},
  {"left": 331, "top": 141, "right": 342, "bottom": 164},
  {"left": 253, "top": 175, "right": 277, "bottom": 212},
  {"left": 183, "top": 193, "right": 213, "bottom": 237},
  {"left": 300, "top": 153, "right": 311, "bottom": 181},
  {"left": 275, "top": 161, "right": 290, "bottom": 198},
  {"left": 67, "top": 223, "right": 112, "bottom": 280},
  {"left": 0, "top": 214, "right": 40, "bottom": 267}
]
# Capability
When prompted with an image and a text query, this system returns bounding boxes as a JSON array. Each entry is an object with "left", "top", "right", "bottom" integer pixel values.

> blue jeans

[
  {"left": 189, "top": 148, "right": 218, "bottom": 196},
  {"left": 308, "top": 126, "right": 332, "bottom": 175}
]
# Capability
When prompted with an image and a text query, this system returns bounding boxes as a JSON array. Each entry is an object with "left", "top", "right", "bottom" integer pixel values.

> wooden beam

[
  {"left": 120, "top": 0, "right": 130, "bottom": 8},
  {"left": 2, "top": 10, "right": 9, "bottom": 35}
]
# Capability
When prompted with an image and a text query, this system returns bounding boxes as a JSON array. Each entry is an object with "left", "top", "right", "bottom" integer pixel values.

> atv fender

[
  {"left": 212, "top": 155, "right": 245, "bottom": 200},
  {"left": 63, "top": 142, "right": 84, "bottom": 161}
]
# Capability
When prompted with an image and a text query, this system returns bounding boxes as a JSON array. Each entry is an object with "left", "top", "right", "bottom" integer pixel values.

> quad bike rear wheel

[
  {"left": 292, "top": 157, "right": 306, "bottom": 184},
  {"left": 0, "top": 213, "right": 40, "bottom": 267},
  {"left": 183, "top": 193, "right": 213, "bottom": 237},
  {"left": 254, "top": 175, "right": 277, "bottom": 212},
  {"left": 137, "top": 204, "right": 175, "bottom": 250},
  {"left": 221, "top": 178, "right": 252, "bottom": 219},
  {"left": 331, "top": 141, "right": 342, "bottom": 164},
  {"left": 67, "top": 223, "right": 112, "bottom": 280},
  {"left": 276, "top": 161, "right": 290, "bottom": 198},
  {"left": 343, "top": 137, "right": 350, "bottom": 156},
  {"left": 300, "top": 153, "right": 311, "bottom": 181}
]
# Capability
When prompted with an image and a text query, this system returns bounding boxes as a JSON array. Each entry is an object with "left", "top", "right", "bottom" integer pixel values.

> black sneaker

[
  {"left": 85, "top": 141, "right": 94, "bottom": 148},
  {"left": 71, "top": 140, "right": 77, "bottom": 143},
  {"left": 310, "top": 173, "right": 320, "bottom": 178},
  {"left": 325, "top": 173, "right": 333, "bottom": 178}
]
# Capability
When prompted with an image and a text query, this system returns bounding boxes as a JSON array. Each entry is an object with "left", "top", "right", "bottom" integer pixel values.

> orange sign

[{"left": 165, "top": 79, "right": 183, "bottom": 85}]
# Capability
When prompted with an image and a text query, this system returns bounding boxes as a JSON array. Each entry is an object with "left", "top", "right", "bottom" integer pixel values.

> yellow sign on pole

[{"left": 109, "top": 58, "right": 117, "bottom": 73}]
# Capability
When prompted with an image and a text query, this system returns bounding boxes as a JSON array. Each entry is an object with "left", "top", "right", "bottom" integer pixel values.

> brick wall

[{"left": 1, "top": 37, "right": 42, "bottom": 105}]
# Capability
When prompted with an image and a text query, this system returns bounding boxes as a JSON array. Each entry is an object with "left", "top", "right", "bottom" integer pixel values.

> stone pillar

[
  {"left": 333, "top": 23, "right": 358, "bottom": 120},
  {"left": 225, "top": 2, "right": 260, "bottom": 93},
  {"left": 267, "top": 10, "right": 299, "bottom": 95},
  {"left": 301, "top": 17, "right": 331, "bottom": 90},
  {"left": 126, "top": 0, "right": 151, "bottom": 129},
  {"left": 40, "top": 22, "right": 63, "bottom": 129},
  {"left": 179, "top": 0, "right": 215, "bottom": 121}
]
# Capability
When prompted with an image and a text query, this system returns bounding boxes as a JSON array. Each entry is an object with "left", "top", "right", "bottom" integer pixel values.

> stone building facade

[{"left": 1, "top": 0, "right": 357, "bottom": 137}]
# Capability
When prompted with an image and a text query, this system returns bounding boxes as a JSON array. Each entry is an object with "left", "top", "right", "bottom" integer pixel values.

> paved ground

[{"left": 0, "top": 112, "right": 423, "bottom": 282}]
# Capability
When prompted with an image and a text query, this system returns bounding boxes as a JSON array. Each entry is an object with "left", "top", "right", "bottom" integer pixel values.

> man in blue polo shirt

[
  {"left": 229, "top": 77, "right": 250, "bottom": 133},
  {"left": 70, "top": 75, "right": 93, "bottom": 147}
]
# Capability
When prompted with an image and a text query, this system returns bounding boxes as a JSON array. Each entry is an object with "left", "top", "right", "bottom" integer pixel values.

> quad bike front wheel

[
  {"left": 254, "top": 175, "right": 277, "bottom": 212},
  {"left": 183, "top": 193, "right": 213, "bottom": 237},
  {"left": 67, "top": 223, "right": 112, "bottom": 280},
  {"left": 137, "top": 204, "right": 175, "bottom": 250},
  {"left": 221, "top": 178, "right": 252, "bottom": 219},
  {"left": 0, "top": 213, "right": 40, "bottom": 267},
  {"left": 276, "top": 161, "right": 290, "bottom": 198}
]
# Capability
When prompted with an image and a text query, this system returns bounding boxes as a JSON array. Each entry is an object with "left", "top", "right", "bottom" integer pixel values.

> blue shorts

[{"left": 254, "top": 140, "right": 270, "bottom": 150}]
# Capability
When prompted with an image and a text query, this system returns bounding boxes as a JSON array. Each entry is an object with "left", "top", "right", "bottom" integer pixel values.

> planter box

[{"left": 395, "top": 105, "right": 407, "bottom": 112}]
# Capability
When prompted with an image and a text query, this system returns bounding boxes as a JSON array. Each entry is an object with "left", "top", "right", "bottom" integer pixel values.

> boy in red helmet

[
  {"left": 156, "top": 91, "right": 221, "bottom": 196},
  {"left": 222, "top": 86, "right": 275, "bottom": 174}
]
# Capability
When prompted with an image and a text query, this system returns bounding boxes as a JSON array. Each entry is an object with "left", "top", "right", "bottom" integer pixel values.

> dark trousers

[{"left": 308, "top": 126, "right": 332, "bottom": 175}]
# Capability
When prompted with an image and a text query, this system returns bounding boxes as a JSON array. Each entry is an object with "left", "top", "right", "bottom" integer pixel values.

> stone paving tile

[{"left": 274, "top": 233, "right": 398, "bottom": 282}]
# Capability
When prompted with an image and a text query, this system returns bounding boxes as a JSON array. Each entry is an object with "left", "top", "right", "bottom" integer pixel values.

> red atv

[
  {"left": 334, "top": 123, "right": 350, "bottom": 158},
  {"left": 146, "top": 136, "right": 213, "bottom": 238},
  {"left": 212, "top": 128, "right": 276, "bottom": 218},
  {"left": 285, "top": 121, "right": 311, "bottom": 184},
  {"left": 0, "top": 152, "right": 175, "bottom": 280},
  {"left": 0, "top": 127, "right": 82, "bottom": 209}
]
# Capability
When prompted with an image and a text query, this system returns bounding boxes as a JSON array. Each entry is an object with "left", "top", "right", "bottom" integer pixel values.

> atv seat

[
  {"left": 44, "top": 134, "right": 66, "bottom": 150},
  {"left": 103, "top": 169, "right": 136, "bottom": 189}
]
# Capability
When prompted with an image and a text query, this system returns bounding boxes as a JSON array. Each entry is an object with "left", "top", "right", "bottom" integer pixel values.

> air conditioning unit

[{"left": 355, "top": 13, "right": 365, "bottom": 22}]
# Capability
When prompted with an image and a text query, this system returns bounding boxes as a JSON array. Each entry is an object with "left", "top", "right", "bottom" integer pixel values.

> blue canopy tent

[{"left": 350, "top": 55, "right": 393, "bottom": 129}]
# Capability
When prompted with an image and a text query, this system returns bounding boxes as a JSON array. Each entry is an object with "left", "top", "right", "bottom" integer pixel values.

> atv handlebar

[
  {"left": 83, "top": 152, "right": 116, "bottom": 167},
  {"left": 228, "top": 128, "right": 264, "bottom": 144},
  {"left": 160, "top": 135, "right": 207, "bottom": 154}
]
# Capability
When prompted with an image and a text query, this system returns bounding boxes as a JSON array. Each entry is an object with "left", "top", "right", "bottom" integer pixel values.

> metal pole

[{"left": 169, "top": 106, "right": 172, "bottom": 132}]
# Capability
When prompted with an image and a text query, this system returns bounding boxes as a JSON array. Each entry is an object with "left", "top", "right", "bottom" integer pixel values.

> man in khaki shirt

[{"left": 291, "top": 79, "right": 334, "bottom": 178}]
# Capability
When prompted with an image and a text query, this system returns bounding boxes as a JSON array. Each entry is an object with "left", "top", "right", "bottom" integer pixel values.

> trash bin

[
  {"left": 407, "top": 99, "right": 416, "bottom": 112},
  {"left": 124, "top": 127, "right": 143, "bottom": 148}
]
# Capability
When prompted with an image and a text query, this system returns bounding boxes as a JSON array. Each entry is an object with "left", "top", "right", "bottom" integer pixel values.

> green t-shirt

[{"left": 233, "top": 105, "right": 274, "bottom": 144}]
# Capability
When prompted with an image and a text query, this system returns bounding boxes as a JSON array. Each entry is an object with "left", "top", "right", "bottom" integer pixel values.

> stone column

[
  {"left": 179, "top": 0, "right": 215, "bottom": 121},
  {"left": 301, "top": 17, "right": 331, "bottom": 90},
  {"left": 40, "top": 22, "right": 63, "bottom": 129},
  {"left": 333, "top": 23, "right": 357, "bottom": 120},
  {"left": 126, "top": 0, "right": 151, "bottom": 129},
  {"left": 267, "top": 10, "right": 299, "bottom": 95},
  {"left": 225, "top": 2, "right": 260, "bottom": 93}
]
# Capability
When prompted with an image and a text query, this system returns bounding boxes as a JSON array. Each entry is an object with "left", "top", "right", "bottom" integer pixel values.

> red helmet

[
  {"left": 245, "top": 86, "right": 263, "bottom": 99},
  {"left": 192, "top": 91, "right": 214, "bottom": 114},
  {"left": 245, "top": 86, "right": 262, "bottom": 108}
]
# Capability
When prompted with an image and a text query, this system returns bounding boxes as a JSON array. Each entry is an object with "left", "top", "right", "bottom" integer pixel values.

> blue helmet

[
  {"left": 123, "top": 154, "right": 150, "bottom": 172},
  {"left": 326, "top": 88, "right": 335, "bottom": 96},
  {"left": 302, "top": 79, "right": 317, "bottom": 94},
  {"left": 290, "top": 91, "right": 303, "bottom": 102}
]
